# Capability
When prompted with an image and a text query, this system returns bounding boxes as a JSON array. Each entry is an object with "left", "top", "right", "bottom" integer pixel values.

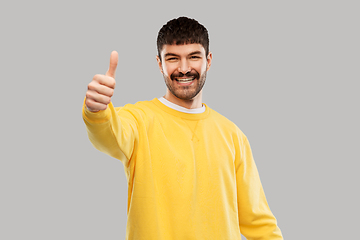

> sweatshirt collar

[
  {"left": 151, "top": 98, "right": 210, "bottom": 120},
  {"left": 158, "top": 97, "right": 206, "bottom": 114}
]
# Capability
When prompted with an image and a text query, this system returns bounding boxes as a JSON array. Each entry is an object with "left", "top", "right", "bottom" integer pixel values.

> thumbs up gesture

[{"left": 85, "top": 51, "right": 118, "bottom": 112}]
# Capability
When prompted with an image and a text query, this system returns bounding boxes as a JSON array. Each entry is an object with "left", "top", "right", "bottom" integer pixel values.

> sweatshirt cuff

[{"left": 82, "top": 99, "right": 111, "bottom": 124}]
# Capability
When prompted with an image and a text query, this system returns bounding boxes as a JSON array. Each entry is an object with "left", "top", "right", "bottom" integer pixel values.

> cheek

[
  {"left": 162, "top": 64, "right": 176, "bottom": 77},
  {"left": 197, "top": 62, "right": 207, "bottom": 74}
]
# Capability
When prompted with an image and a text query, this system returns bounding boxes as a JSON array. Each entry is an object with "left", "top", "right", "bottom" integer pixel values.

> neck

[{"left": 164, "top": 90, "right": 203, "bottom": 109}]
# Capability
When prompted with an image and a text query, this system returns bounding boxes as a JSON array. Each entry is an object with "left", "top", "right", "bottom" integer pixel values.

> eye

[
  {"left": 190, "top": 55, "right": 201, "bottom": 59},
  {"left": 166, "top": 57, "right": 178, "bottom": 61}
]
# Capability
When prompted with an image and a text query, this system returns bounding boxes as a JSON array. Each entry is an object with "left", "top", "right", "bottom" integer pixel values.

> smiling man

[{"left": 83, "top": 17, "right": 283, "bottom": 240}]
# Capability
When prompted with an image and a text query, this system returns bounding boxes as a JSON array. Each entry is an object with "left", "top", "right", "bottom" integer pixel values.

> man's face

[{"left": 157, "top": 43, "right": 212, "bottom": 101}]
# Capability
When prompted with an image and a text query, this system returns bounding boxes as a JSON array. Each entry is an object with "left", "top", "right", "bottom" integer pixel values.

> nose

[{"left": 178, "top": 59, "right": 191, "bottom": 74}]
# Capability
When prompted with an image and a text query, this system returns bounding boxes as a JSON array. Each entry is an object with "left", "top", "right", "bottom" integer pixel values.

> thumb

[{"left": 106, "top": 51, "right": 118, "bottom": 78}]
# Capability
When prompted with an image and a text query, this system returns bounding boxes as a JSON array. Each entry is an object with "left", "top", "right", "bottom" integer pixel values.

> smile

[{"left": 175, "top": 77, "right": 195, "bottom": 82}]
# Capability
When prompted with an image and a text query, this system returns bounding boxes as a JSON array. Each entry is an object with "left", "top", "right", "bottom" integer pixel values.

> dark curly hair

[{"left": 157, "top": 16, "right": 209, "bottom": 61}]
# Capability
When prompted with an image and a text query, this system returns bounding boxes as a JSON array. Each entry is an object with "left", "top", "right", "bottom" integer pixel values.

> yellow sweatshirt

[{"left": 82, "top": 98, "right": 283, "bottom": 240}]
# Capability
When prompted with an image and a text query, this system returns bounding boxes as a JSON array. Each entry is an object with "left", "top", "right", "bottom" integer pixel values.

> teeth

[{"left": 176, "top": 77, "right": 194, "bottom": 82}]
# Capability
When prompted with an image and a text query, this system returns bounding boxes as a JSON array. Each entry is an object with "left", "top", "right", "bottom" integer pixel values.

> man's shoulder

[
  {"left": 207, "top": 106, "right": 243, "bottom": 134},
  {"left": 112, "top": 98, "right": 160, "bottom": 122},
  {"left": 115, "top": 98, "right": 157, "bottom": 111},
  {"left": 207, "top": 106, "right": 234, "bottom": 124}
]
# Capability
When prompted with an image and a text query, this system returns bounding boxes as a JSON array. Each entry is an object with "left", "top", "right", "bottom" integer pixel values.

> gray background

[{"left": 1, "top": 0, "right": 359, "bottom": 239}]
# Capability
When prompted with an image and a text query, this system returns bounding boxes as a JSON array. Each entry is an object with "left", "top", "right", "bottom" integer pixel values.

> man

[{"left": 83, "top": 16, "right": 283, "bottom": 240}]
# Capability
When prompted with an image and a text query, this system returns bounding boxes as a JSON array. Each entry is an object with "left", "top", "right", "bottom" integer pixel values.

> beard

[{"left": 162, "top": 69, "right": 207, "bottom": 101}]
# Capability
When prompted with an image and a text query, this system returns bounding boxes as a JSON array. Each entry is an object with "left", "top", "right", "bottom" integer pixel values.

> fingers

[
  {"left": 86, "top": 89, "right": 111, "bottom": 105},
  {"left": 88, "top": 79, "right": 114, "bottom": 97},
  {"left": 85, "top": 75, "right": 115, "bottom": 112},
  {"left": 85, "top": 97, "right": 108, "bottom": 112},
  {"left": 92, "top": 74, "right": 116, "bottom": 89},
  {"left": 106, "top": 51, "right": 118, "bottom": 78}
]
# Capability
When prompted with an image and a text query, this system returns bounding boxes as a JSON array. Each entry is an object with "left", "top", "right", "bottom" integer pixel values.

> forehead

[{"left": 160, "top": 43, "right": 206, "bottom": 57}]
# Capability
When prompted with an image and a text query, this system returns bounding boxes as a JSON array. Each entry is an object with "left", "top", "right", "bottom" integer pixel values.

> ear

[
  {"left": 206, "top": 52, "right": 213, "bottom": 71},
  {"left": 156, "top": 55, "right": 163, "bottom": 74}
]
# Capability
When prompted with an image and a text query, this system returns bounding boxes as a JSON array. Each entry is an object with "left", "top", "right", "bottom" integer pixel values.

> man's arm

[
  {"left": 235, "top": 133, "right": 283, "bottom": 239},
  {"left": 82, "top": 51, "right": 137, "bottom": 166}
]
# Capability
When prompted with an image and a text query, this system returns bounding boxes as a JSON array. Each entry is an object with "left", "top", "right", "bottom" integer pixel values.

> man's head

[
  {"left": 156, "top": 17, "right": 212, "bottom": 104},
  {"left": 157, "top": 16, "right": 209, "bottom": 62}
]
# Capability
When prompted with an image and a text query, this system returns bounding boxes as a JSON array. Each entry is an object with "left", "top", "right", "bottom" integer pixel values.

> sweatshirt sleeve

[
  {"left": 235, "top": 133, "right": 283, "bottom": 239},
  {"left": 82, "top": 100, "right": 138, "bottom": 168}
]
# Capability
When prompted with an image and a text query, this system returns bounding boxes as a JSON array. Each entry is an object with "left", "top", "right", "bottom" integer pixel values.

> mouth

[{"left": 175, "top": 77, "right": 195, "bottom": 83}]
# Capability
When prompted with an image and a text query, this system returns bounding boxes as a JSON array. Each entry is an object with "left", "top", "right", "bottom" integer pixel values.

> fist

[{"left": 85, "top": 51, "right": 118, "bottom": 112}]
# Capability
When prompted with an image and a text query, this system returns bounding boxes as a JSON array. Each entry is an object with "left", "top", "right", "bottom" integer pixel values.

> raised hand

[{"left": 85, "top": 51, "right": 118, "bottom": 112}]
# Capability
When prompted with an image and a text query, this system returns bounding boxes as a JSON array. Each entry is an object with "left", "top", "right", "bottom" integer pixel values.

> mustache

[{"left": 170, "top": 70, "right": 200, "bottom": 80}]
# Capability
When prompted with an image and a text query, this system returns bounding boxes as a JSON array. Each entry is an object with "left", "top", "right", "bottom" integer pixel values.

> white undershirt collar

[{"left": 158, "top": 97, "right": 206, "bottom": 114}]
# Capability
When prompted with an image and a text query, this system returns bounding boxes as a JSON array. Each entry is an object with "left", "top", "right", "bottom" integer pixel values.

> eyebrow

[{"left": 164, "top": 51, "right": 203, "bottom": 58}]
